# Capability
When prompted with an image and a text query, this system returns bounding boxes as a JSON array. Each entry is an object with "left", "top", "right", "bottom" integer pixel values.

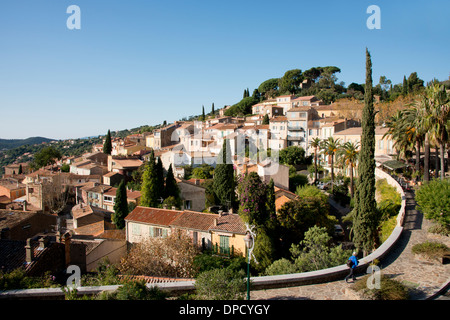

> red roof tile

[{"left": 125, "top": 206, "right": 183, "bottom": 227}]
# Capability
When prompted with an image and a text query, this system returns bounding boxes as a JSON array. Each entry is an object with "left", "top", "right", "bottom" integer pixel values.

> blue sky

[{"left": 1, "top": 0, "right": 449, "bottom": 140}]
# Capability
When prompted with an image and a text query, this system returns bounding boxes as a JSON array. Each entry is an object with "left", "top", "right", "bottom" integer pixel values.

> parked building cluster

[{"left": 0, "top": 95, "right": 397, "bottom": 280}]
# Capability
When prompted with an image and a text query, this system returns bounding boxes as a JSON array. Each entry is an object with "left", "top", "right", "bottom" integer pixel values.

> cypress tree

[
  {"left": 402, "top": 76, "right": 408, "bottom": 96},
  {"left": 113, "top": 180, "right": 128, "bottom": 229},
  {"left": 103, "top": 129, "right": 112, "bottom": 155},
  {"left": 156, "top": 156, "right": 164, "bottom": 199},
  {"left": 140, "top": 151, "right": 159, "bottom": 207},
  {"left": 164, "top": 163, "right": 180, "bottom": 201},
  {"left": 213, "top": 139, "right": 235, "bottom": 209},
  {"left": 212, "top": 103, "right": 215, "bottom": 115},
  {"left": 352, "top": 49, "right": 378, "bottom": 255}
]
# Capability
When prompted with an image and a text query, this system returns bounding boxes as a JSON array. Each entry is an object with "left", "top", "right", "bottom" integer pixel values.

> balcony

[
  {"left": 287, "top": 126, "right": 305, "bottom": 131},
  {"left": 287, "top": 135, "right": 304, "bottom": 142}
]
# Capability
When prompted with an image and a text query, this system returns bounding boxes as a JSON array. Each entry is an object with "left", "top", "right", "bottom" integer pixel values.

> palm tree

[
  {"left": 309, "top": 137, "right": 322, "bottom": 183},
  {"left": 426, "top": 84, "right": 450, "bottom": 180},
  {"left": 402, "top": 107, "right": 424, "bottom": 174},
  {"left": 320, "top": 137, "right": 341, "bottom": 193},
  {"left": 412, "top": 94, "right": 433, "bottom": 182},
  {"left": 338, "top": 141, "right": 360, "bottom": 198},
  {"left": 384, "top": 110, "right": 415, "bottom": 163}
]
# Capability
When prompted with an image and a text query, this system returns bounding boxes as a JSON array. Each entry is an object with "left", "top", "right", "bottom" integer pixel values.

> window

[
  {"left": 104, "top": 196, "right": 113, "bottom": 202},
  {"left": 219, "top": 235, "right": 230, "bottom": 255},
  {"left": 379, "top": 139, "right": 384, "bottom": 150},
  {"left": 132, "top": 224, "right": 141, "bottom": 236},
  {"left": 149, "top": 226, "right": 168, "bottom": 238}
]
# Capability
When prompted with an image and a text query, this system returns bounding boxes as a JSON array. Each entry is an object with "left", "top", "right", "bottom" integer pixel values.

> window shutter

[{"left": 149, "top": 226, "right": 154, "bottom": 237}]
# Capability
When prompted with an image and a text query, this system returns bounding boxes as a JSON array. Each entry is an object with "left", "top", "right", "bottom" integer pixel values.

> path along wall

[{"left": 0, "top": 168, "right": 407, "bottom": 298}]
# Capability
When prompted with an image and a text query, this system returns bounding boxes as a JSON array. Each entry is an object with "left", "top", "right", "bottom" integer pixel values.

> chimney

[
  {"left": 63, "top": 232, "right": 71, "bottom": 267},
  {"left": 195, "top": 179, "right": 200, "bottom": 186},
  {"left": 39, "top": 236, "right": 48, "bottom": 249},
  {"left": 171, "top": 206, "right": 176, "bottom": 211},
  {"left": 214, "top": 218, "right": 218, "bottom": 227},
  {"left": 163, "top": 204, "right": 167, "bottom": 209},
  {"left": 228, "top": 207, "right": 233, "bottom": 214},
  {"left": 218, "top": 210, "right": 223, "bottom": 217},
  {"left": 25, "top": 238, "right": 34, "bottom": 263},
  {"left": 23, "top": 201, "right": 27, "bottom": 212}
]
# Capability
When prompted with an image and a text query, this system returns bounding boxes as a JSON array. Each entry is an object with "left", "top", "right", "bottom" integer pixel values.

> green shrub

[
  {"left": 0, "top": 269, "right": 58, "bottom": 290},
  {"left": 379, "top": 215, "right": 397, "bottom": 243},
  {"left": 411, "top": 241, "right": 449, "bottom": 260},
  {"left": 194, "top": 268, "right": 246, "bottom": 300},
  {"left": 428, "top": 224, "right": 450, "bottom": 236},
  {"left": 96, "top": 280, "right": 167, "bottom": 300},
  {"left": 353, "top": 275, "right": 409, "bottom": 300},
  {"left": 415, "top": 179, "right": 450, "bottom": 227},
  {"left": 376, "top": 179, "right": 401, "bottom": 205}
]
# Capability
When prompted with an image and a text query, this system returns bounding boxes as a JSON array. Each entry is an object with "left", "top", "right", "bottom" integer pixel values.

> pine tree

[
  {"left": 213, "top": 139, "right": 235, "bottom": 209},
  {"left": 113, "top": 180, "right": 128, "bottom": 229},
  {"left": 103, "top": 129, "right": 112, "bottom": 155},
  {"left": 140, "top": 151, "right": 159, "bottom": 207},
  {"left": 352, "top": 49, "right": 379, "bottom": 255}
]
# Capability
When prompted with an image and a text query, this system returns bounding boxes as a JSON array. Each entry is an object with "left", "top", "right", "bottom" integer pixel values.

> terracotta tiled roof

[
  {"left": 170, "top": 211, "right": 216, "bottom": 231},
  {"left": 112, "top": 158, "right": 143, "bottom": 168},
  {"left": 118, "top": 275, "right": 193, "bottom": 283},
  {"left": 0, "top": 210, "right": 37, "bottom": 230},
  {"left": 72, "top": 204, "right": 112, "bottom": 220},
  {"left": 125, "top": 207, "right": 183, "bottom": 227},
  {"left": 270, "top": 116, "right": 287, "bottom": 122},
  {"left": 211, "top": 212, "right": 246, "bottom": 235},
  {"left": 292, "top": 95, "right": 316, "bottom": 101}
]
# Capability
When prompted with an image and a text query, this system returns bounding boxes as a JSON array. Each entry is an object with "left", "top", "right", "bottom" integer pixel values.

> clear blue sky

[{"left": 1, "top": 0, "right": 449, "bottom": 140}]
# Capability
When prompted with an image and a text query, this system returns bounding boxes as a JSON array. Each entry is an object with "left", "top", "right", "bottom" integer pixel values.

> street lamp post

[{"left": 243, "top": 231, "right": 254, "bottom": 301}]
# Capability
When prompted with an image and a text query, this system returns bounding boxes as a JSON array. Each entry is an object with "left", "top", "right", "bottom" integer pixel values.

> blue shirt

[{"left": 349, "top": 255, "right": 358, "bottom": 269}]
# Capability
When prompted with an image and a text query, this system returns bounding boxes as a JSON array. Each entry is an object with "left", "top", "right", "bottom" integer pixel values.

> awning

[{"left": 381, "top": 160, "right": 408, "bottom": 171}]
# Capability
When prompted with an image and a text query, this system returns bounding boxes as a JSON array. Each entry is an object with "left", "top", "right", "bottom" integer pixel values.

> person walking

[{"left": 345, "top": 252, "right": 359, "bottom": 283}]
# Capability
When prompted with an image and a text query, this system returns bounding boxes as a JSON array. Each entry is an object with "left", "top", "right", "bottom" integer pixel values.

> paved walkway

[{"left": 251, "top": 190, "right": 450, "bottom": 300}]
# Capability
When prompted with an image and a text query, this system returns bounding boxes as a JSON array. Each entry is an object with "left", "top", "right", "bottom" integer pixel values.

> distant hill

[{"left": 0, "top": 137, "right": 56, "bottom": 150}]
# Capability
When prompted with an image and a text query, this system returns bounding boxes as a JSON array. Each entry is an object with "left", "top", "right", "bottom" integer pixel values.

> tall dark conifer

[
  {"left": 155, "top": 156, "right": 164, "bottom": 201},
  {"left": 113, "top": 180, "right": 128, "bottom": 229},
  {"left": 140, "top": 151, "right": 159, "bottom": 207},
  {"left": 213, "top": 139, "right": 235, "bottom": 209},
  {"left": 164, "top": 163, "right": 180, "bottom": 201},
  {"left": 352, "top": 49, "right": 378, "bottom": 255},
  {"left": 103, "top": 130, "right": 112, "bottom": 155},
  {"left": 402, "top": 76, "right": 408, "bottom": 96}
]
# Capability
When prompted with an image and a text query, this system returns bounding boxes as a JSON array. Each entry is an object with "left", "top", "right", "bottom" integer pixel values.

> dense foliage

[{"left": 415, "top": 179, "right": 450, "bottom": 227}]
